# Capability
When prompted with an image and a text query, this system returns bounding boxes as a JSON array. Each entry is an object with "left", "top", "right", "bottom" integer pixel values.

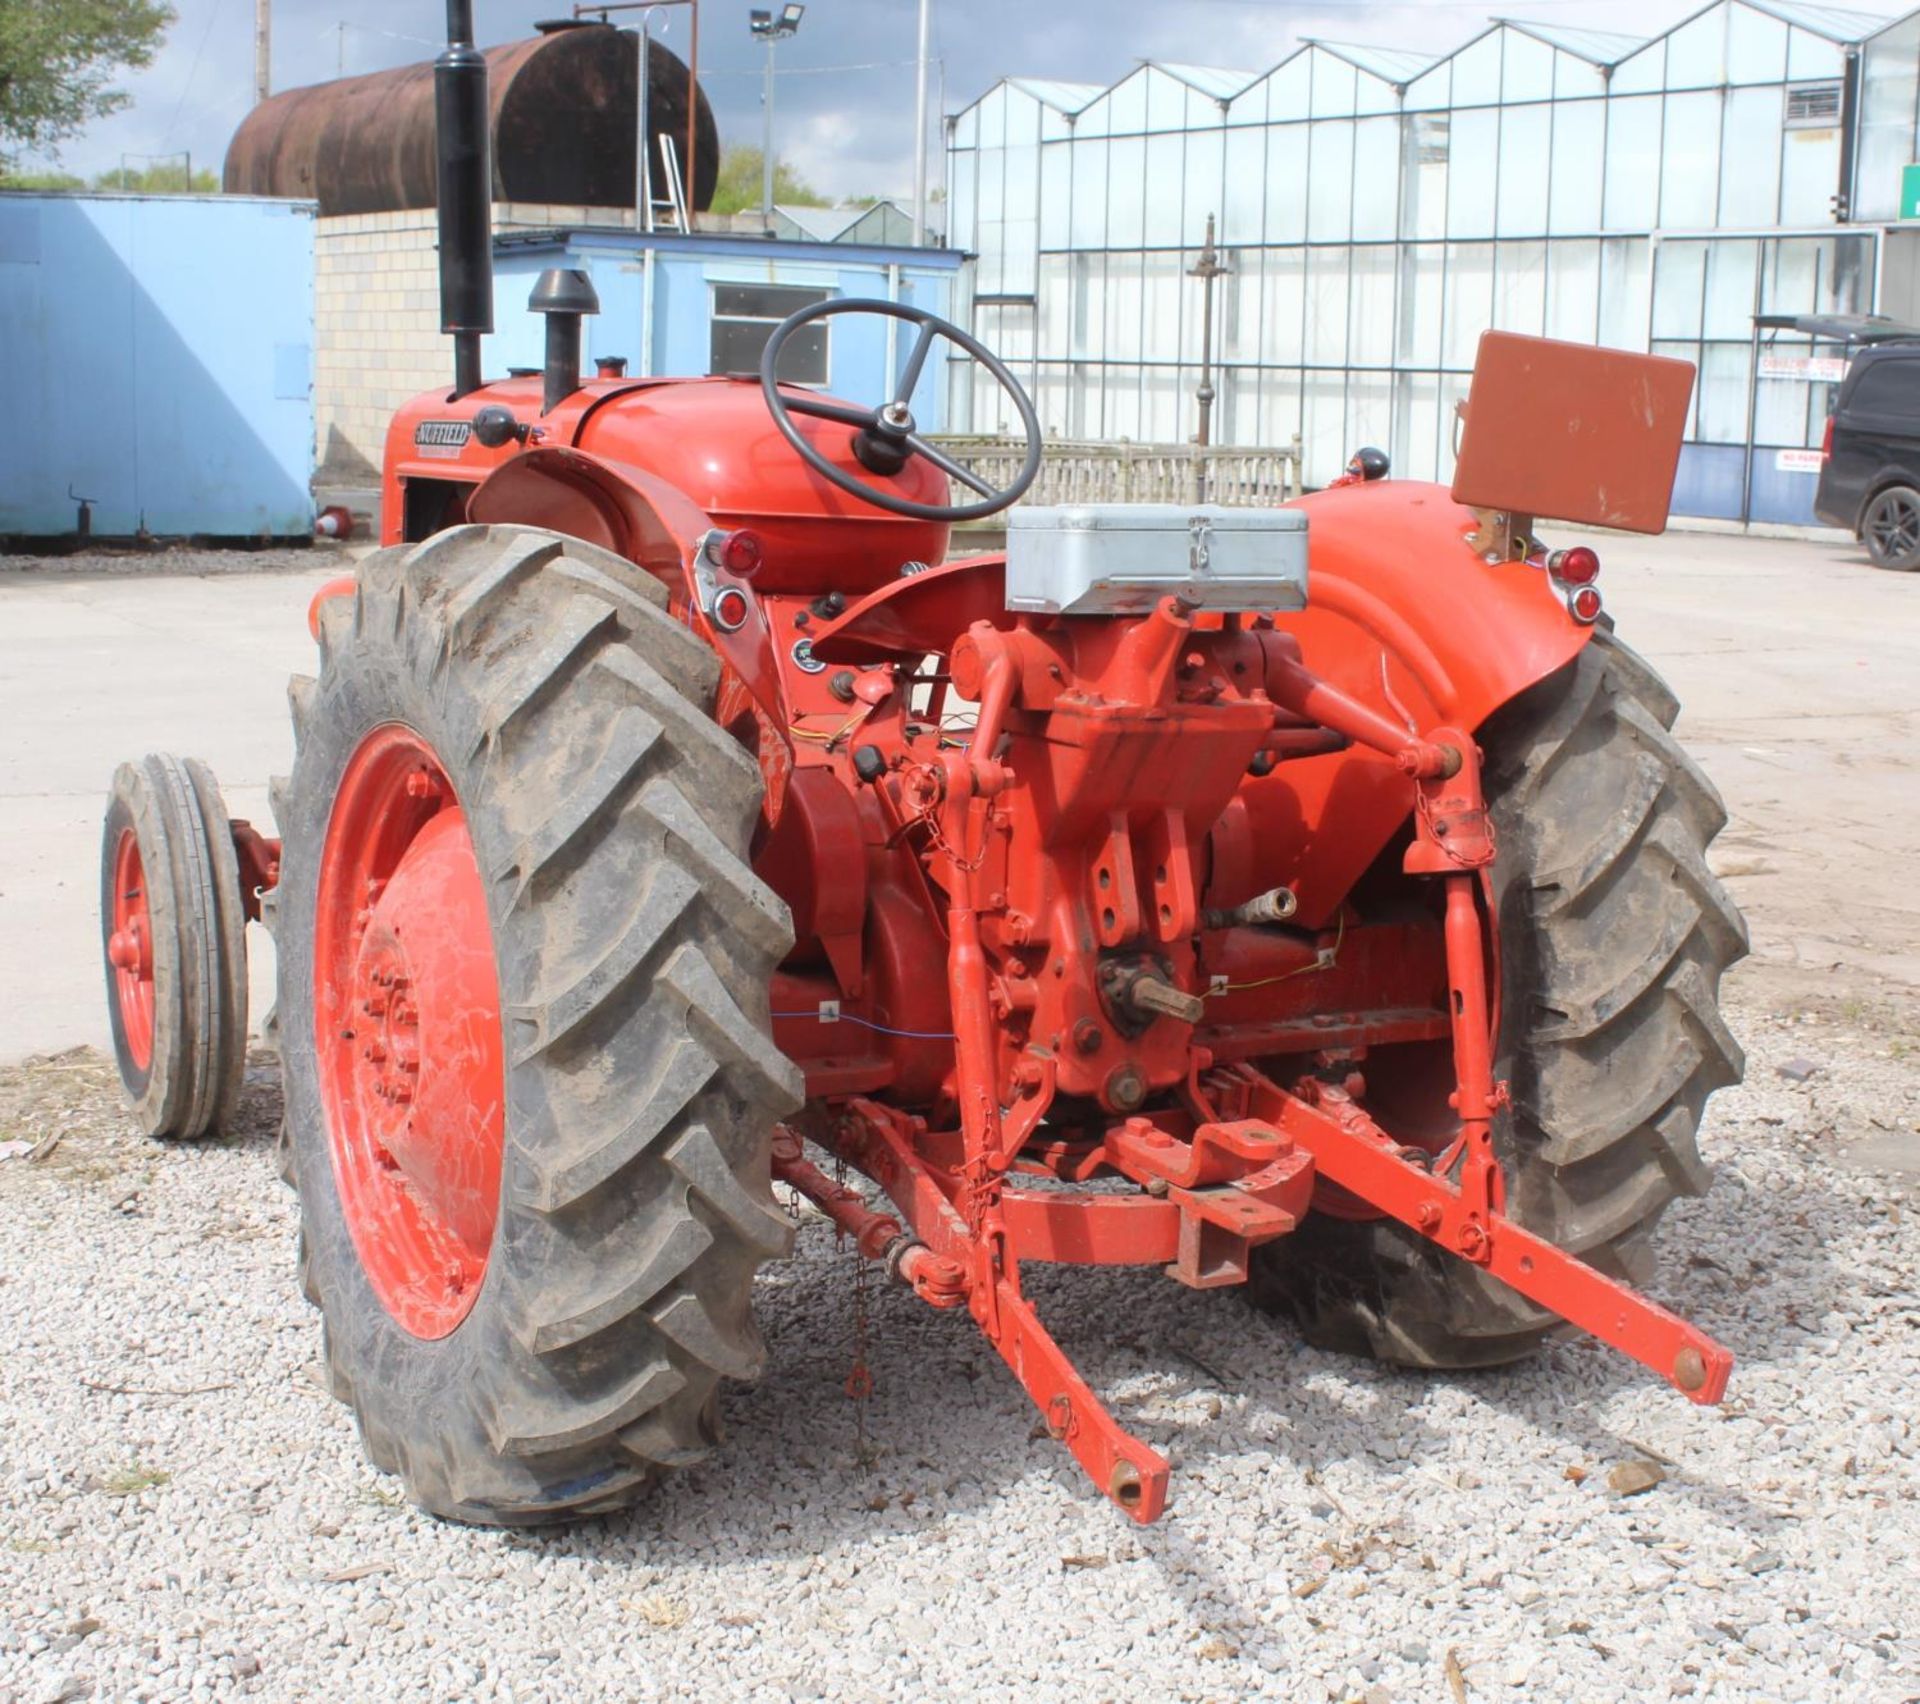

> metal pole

[
  {"left": 636, "top": 11, "right": 653, "bottom": 231},
  {"left": 761, "top": 37, "right": 777, "bottom": 230},
  {"left": 912, "top": 0, "right": 931, "bottom": 246},
  {"left": 1188, "top": 214, "right": 1227, "bottom": 501},
  {"left": 254, "top": 0, "right": 272, "bottom": 103},
  {"left": 686, "top": 1, "right": 700, "bottom": 226}
]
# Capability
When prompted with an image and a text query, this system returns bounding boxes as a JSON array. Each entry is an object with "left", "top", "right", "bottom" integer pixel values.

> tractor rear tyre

[
  {"left": 1249, "top": 629, "right": 1747, "bottom": 1368},
  {"left": 271, "top": 525, "right": 800, "bottom": 1523},
  {"left": 101, "top": 754, "right": 249, "bottom": 1139}
]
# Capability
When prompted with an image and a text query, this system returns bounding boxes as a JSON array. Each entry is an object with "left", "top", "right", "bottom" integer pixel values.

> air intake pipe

[
  {"left": 436, "top": 1, "right": 493, "bottom": 398},
  {"left": 529, "top": 268, "right": 600, "bottom": 413}
]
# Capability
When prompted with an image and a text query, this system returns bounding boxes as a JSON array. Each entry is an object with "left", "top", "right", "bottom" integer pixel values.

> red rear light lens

[
  {"left": 1821, "top": 414, "right": 1834, "bottom": 461},
  {"left": 1567, "top": 584, "right": 1604, "bottom": 624},
  {"left": 721, "top": 529, "right": 765, "bottom": 578},
  {"left": 1550, "top": 545, "right": 1601, "bottom": 585}
]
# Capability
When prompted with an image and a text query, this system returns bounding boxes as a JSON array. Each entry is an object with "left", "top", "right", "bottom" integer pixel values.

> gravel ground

[
  {"left": 0, "top": 545, "right": 347, "bottom": 582},
  {"left": 0, "top": 998, "right": 1915, "bottom": 1704}
]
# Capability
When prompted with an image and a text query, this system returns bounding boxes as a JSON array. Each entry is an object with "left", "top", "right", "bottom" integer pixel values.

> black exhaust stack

[
  {"left": 529, "top": 268, "right": 600, "bottom": 413},
  {"left": 436, "top": 1, "right": 492, "bottom": 398}
]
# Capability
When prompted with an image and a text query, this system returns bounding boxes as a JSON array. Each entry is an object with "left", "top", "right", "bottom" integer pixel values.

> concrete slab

[{"left": 0, "top": 525, "right": 1914, "bottom": 1065}]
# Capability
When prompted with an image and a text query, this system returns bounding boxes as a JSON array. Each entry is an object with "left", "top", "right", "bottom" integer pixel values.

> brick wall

[{"left": 313, "top": 205, "right": 637, "bottom": 491}]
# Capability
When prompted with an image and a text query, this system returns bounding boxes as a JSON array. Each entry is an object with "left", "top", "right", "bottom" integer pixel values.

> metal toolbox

[{"left": 1004, "top": 503, "right": 1310, "bottom": 617}]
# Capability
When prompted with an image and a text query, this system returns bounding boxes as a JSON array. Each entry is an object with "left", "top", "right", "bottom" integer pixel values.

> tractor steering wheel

[{"left": 759, "top": 299, "right": 1043, "bottom": 523}]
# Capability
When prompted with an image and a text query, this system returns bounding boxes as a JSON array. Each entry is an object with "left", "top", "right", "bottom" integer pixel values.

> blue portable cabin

[
  {"left": 484, "top": 226, "right": 966, "bottom": 428},
  {"left": 0, "top": 191, "right": 316, "bottom": 542}
]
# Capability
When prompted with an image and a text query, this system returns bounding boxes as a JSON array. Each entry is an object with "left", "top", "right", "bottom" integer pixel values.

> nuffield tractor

[{"left": 100, "top": 7, "right": 1746, "bottom": 1525}]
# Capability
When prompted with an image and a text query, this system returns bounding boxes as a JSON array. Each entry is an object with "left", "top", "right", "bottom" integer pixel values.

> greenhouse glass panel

[
  {"left": 1105, "top": 252, "right": 1145, "bottom": 361},
  {"left": 1255, "top": 367, "right": 1302, "bottom": 449},
  {"left": 1855, "top": 18, "right": 1920, "bottom": 223},
  {"left": 949, "top": 151, "right": 977, "bottom": 251},
  {"left": 1265, "top": 125, "right": 1309, "bottom": 243},
  {"left": 1661, "top": 92, "right": 1723, "bottom": 229},
  {"left": 1610, "top": 43, "right": 1664, "bottom": 97},
  {"left": 1300, "top": 370, "right": 1349, "bottom": 482},
  {"left": 1447, "top": 109, "right": 1499, "bottom": 238},
  {"left": 1263, "top": 54, "right": 1312, "bottom": 122},
  {"left": 1224, "top": 127, "right": 1265, "bottom": 244},
  {"left": 1108, "top": 135, "right": 1147, "bottom": 246},
  {"left": 1141, "top": 365, "right": 1182, "bottom": 441},
  {"left": 1136, "top": 251, "right": 1185, "bottom": 361},
  {"left": 1663, "top": 11, "right": 1725, "bottom": 92},
  {"left": 1037, "top": 254, "right": 1071, "bottom": 355},
  {"left": 1145, "top": 67, "right": 1186, "bottom": 133},
  {"left": 1544, "top": 239, "right": 1601, "bottom": 343},
  {"left": 1104, "top": 364, "right": 1142, "bottom": 440},
  {"left": 1304, "top": 246, "right": 1352, "bottom": 364},
  {"left": 1223, "top": 251, "right": 1260, "bottom": 362},
  {"left": 1311, "top": 51, "right": 1358, "bottom": 119},
  {"left": 1703, "top": 239, "right": 1758, "bottom": 337},
  {"left": 1718, "top": 86, "right": 1783, "bottom": 227},
  {"left": 1604, "top": 96, "right": 1662, "bottom": 231},
  {"left": 1451, "top": 32, "right": 1503, "bottom": 108},
  {"left": 1107, "top": 73, "right": 1148, "bottom": 135},
  {"left": 1402, "top": 114, "right": 1450, "bottom": 241},
  {"left": 1778, "top": 124, "right": 1839, "bottom": 226},
  {"left": 1787, "top": 28, "right": 1841, "bottom": 83},
  {"left": 1003, "top": 221, "right": 1038, "bottom": 295},
  {"left": 1493, "top": 240, "right": 1546, "bottom": 336},
  {"left": 1349, "top": 245, "right": 1396, "bottom": 366},
  {"left": 1348, "top": 371, "right": 1393, "bottom": 461},
  {"left": 976, "top": 86, "right": 1006, "bottom": 149},
  {"left": 1696, "top": 343, "right": 1750, "bottom": 444},
  {"left": 1502, "top": 29, "right": 1554, "bottom": 103},
  {"left": 1070, "top": 252, "right": 1104, "bottom": 358},
  {"left": 1404, "top": 62, "right": 1450, "bottom": 112},
  {"left": 1007, "top": 89, "right": 1040, "bottom": 147},
  {"left": 1039, "top": 143, "right": 1070, "bottom": 248},
  {"left": 1442, "top": 241, "right": 1495, "bottom": 368},
  {"left": 1261, "top": 247, "right": 1306, "bottom": 363},
  {"left": 1597, "top": 236, "right": 1652, "bottom": 349},
  {"left": 1352, "top": 116, "right": 1400, "bottom": 241},
  {"left": 1548, "top": 99, "right": 1603, "bottom": 235},
  {"left": 1183, "top": 128, "right": 1224, "bottom": 246},
  {"left": 1005, "top": 142, "right": 1039, "bottom": 223},
  {"left": 1652, "top": 241, "right": 1708, "bottom": 339},
  {"left": 1396, "top": 243, "right": 1445, "bottom": 364},
  {"left": 1727, "top": 5, "right": 1787, "bottom": 84},
  {"left": 1553, "top": 50, "right": 1606, "bottom": 101},
  {"left": 1307, "top": 120, "right": 1356, "bottom": 242},
  {"left": 1392, "top": 371, "right": 1443, "bottom": 483},
  {"left": 1497, "top": 104, "right": 1551, "bottom": 237},
  {"left": 1069, "top": 141, "right": 1108, "bottom": 249},
  {"left": 1142, "top": 134, "right": 1184, "bottom": 246}
]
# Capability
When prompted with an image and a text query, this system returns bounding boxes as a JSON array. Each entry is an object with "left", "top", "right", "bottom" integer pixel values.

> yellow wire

[{"left": 1205, "top": 909, "right": 1345, "bottom": 996}]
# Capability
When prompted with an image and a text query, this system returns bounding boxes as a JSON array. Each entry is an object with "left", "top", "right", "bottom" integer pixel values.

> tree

[
  {"left": 0, "top": 1, "right": 175, "bottom": 165},
  {"left": 91, "top": 161, "right": 218, "bottom": 194},
  {"left": 708, "top": 145, "right": 828, "bottom": 215},
  {"left": 0, "top": 168, "right": 84, "bottom": 190}
]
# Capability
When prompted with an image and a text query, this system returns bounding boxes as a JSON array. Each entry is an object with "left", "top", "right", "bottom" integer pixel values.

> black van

[{"left": 1812, "top": 336, "right": 1920, "bottom": 571}]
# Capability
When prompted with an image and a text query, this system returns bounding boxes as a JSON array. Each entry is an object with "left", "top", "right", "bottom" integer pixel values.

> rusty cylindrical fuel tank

[{"left": 224, "top": 22, "right": 718, "bottom": 216}]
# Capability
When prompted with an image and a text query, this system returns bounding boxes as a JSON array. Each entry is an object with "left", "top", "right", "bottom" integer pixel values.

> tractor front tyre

[
  {"left": 1250, "top": 629, "right": 1747, "bottom": 1369},
  {"left": 271, "top": 524, "right": 801, "bottom": 1524},
  {"left": 101, "top": 754, "right": 250, "bottom": 1140}
]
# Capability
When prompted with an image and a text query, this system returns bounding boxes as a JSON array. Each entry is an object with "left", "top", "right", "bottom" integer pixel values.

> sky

[{"left": 24, "top": 0, "right": 1881, "bottom": 201}]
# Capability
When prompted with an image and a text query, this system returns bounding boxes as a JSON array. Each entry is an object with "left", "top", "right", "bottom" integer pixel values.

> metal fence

[{"left": 929, "top": 436, "right": 1305, "bottom": 509}]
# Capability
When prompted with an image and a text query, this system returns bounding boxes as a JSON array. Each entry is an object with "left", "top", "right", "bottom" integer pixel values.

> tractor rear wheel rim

[
  {"left": 108, "top": 828, "right": 156, "bottom": 1072},
  {"left": 313, "top": 725, "right": 505, "bottom": 1339}
]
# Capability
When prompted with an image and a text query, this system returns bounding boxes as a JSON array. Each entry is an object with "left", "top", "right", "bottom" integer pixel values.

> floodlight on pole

[{"left": 750, "top": 3, "right": 803, "bottom": 233}]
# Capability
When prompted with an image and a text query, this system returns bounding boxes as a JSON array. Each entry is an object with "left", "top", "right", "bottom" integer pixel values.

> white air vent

[{"left": 1785, "top": 83, "right": 1841, "bottom": 129}]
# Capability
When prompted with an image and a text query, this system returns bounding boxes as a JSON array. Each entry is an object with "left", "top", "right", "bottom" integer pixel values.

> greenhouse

[{"left": 944, "top": 0, "right": 1920, "bottom": 523}]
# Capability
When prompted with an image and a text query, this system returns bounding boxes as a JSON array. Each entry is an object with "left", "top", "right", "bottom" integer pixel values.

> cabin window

[{"left": 709, "top": 284, "right": 831, "bottom": 383}]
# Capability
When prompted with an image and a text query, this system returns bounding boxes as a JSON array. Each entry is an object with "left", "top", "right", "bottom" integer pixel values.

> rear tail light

[
  {"left": 1567, "top": 584, "right": 1604, "bottom": 625},
  {"left": 720, "top": 529, "right": 765, "bottom": 578},
  {"left": 1821, "top": 414, "right": 1834, "bottom": 462},
  {"left": 1547, "top": 545, "right": 1600, "bottom": 586}
]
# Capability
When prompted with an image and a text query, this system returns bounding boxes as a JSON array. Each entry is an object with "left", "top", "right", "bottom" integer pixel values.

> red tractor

[{"left": 100, "top": 7, "right": 1744, "bottom": 1525}]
